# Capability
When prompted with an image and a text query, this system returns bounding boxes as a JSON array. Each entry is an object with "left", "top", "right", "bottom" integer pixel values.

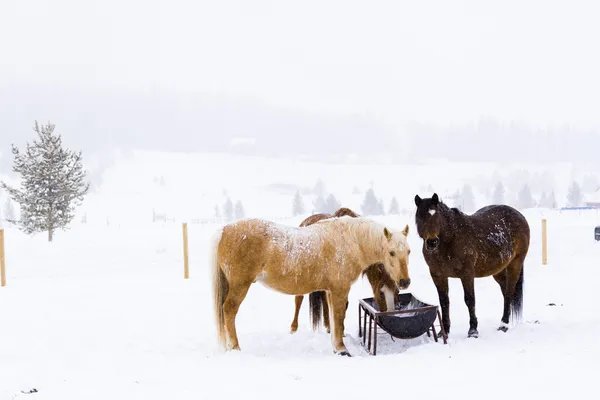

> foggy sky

[{"left": 2, "top": 0, "right": 600, "bottom": 161}]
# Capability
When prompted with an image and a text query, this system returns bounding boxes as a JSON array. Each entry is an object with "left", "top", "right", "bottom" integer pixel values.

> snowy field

[
  {"left": 1, "top": 152, "right": 600, "bottom": 399},
  {"left": 1, "top": 207, "right": 599, "bottom": 399}
]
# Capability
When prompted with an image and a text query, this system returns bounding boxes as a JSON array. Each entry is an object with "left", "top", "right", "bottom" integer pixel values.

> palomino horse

[
  {"left": 212, "top": 216, "right": 411, "bottom": 356},
  {"left": 290, "top": 207, "right": 406, "bottom": 334},
  {"left": 414, "top": 193, "right": 530, "bottom": 338}
]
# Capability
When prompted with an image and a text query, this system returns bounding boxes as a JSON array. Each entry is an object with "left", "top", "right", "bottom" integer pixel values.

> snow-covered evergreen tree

[
  {"left": 1, "top": 195, "right": 15, "bottom": 224},
  {"left": 458, "top": 184, "right": 476, "bottom": 213},
  {"left": 539, "top": 192, "right": 549, "bottom": 208},
  {"left": 234, "top": 200, "right": 245, "bottom": 220},
  {"left": 361, "top": 188, "right": 380, "bottom": 216},
  {"left": 549, "top": 191, "right": 557, "bottom": 208},
  {"left": 292, "top": 190, "right": 305, "bottom": 216},
  {"left": 567, "top": 181, "right": 583, "bottom": 207},
  {"left": 492, "top": 182, "right": 505, "bottom": 204},
  {"left": 312, "top": 195, "right": 328, "bottom": 214},
  {"left": 214, "top": 204, "right": 221, "bottom": 219},
  {"left": 388, "top": 197, "right": 399, "bottom": 214},
  {"left": 325, "top": 194, "right": 341, "bottom": 214},
  {"left": 223, "top": 197, "right": 234, "bottom": 221},
  {"left": 0, "top": 121, "right": 89, "bottom": 241},
  {"left": 313, "top": 179, "right": 326, "bottom": 197},
  {"left": 517, "top": 184, "right": 535, "bottom": 209},
  {"left": 377, "top": 198, "right": 385, "bottom": 215}
]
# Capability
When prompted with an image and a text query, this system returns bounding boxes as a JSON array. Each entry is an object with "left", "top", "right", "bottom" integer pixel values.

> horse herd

[{"left": 211, "top": 193, "right": 531, "bottom": 356}]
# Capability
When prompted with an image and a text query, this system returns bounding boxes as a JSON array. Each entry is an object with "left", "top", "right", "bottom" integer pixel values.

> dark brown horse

[
  {"left": 414, "top": 193, "right": 530, "bottom": 338},
  {"left": 290, "top": 207, "right": 406, "bottom": 334}
]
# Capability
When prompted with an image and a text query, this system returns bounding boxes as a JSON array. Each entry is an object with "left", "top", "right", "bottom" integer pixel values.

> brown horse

[
  {"left": 414, "top": 193, "right": 530, "bottom": 338},
  {"left": 212, "top": 216, "right": 411, "bottom": 356},
  {"left": 290, "top": 207, "right": 405, "bottom": 334}
]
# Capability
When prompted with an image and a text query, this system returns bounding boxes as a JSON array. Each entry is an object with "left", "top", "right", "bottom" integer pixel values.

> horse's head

[
  {"left": 414, "top": 193, "right": 442, "bottom": 251},
  {"left": 381, "top": 225, "right": 411, "bottom": 290}
]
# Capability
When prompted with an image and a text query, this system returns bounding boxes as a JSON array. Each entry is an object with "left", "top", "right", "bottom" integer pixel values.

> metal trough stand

[{"left": 358, "top": 293, "right": 447, "bottom": 355}]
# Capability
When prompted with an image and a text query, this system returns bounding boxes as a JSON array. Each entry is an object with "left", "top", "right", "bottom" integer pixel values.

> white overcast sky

[{"left": 2, "top": 0, "right": 600, "bottom": 130}]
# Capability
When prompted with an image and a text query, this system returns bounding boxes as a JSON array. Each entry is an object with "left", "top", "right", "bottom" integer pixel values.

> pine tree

[
  {"left": 214, "top": 204, "right": 221, "bottom": 219},
  {"left": 539, "top": 192, "right": 549, "bottom": 208},
  {"left": 2, "top": 196, "right": 15, "bottom": 224},
  {"left": 492, "top": 182, "right": 505, "bottom": 204},
  {"left": 549, "top": 191, "right": 557, "bottom": 208},
  {"left": 377, "top": 198, "right": 385, "bottom": 215},
  {"left": 312, "top": 195, "right": 327, "bottom": 214},
  {"left": 361, "top": 188, "right": 380, "bottom": 216},
  {"left": 325, "top": 194, "right": 341, "bottom": 214},
  {"left": 234, "top": 200, "right": 245, "bottom": 220},
  {"left": 459, "top": 184, "right": 476, "bottom": 213},
  {"left": 313, "top": 179, "right": 326, "bottom": 197},
  {"left": 567, "top": 181, "right": 583, "bottom": 207},
  {"left": 388, "top": 197, "right": 400, "bottom": 214},
  {"left": 292, "top": 190, "right": 305, "bottom": 216},
  {"left": 223, "top": 197, "right": 234, "bottom": 221},
  {"left": 517, "top": 184, "right": 534, "bottom": 209},
  {"left": 0, "top": 121, "right": 89, "bottom": 241}
]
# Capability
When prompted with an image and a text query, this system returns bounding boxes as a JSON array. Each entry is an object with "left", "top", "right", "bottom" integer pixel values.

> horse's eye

[{"left": 389, "top": 251, "right": 396, "bottom": 257}]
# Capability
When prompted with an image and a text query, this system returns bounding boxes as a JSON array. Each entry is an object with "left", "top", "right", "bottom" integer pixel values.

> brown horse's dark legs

[
  {"left": 498, "top": 257, "right": 525, "bottom": 331},
  {"left": 290, "top": 295, "right": 304, "bottom": 333},
  {"left": 431, "top": 274, "right": 450, "bottom": 337},
  {"left": 493, "top": 270, "right": 511, "bottom": 328},
  {"left": 461, "top": 276, "right": 478, "bottom": 338}
]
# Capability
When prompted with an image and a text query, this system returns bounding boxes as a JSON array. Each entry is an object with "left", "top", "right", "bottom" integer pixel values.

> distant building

[{"left": 583, "top": 190, "right": 600, "bottom": 208}]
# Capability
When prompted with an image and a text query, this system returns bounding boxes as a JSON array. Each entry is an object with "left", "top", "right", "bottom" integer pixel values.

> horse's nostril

[
  {"left": 399, "top": 278, "right": 411, "bottom": 288},
  {"left": 426, "top": 238, "right": 440, "bottom": 250}
]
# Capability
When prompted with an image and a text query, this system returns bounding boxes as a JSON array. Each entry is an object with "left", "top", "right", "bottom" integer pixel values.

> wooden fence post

[
  {"left": 182, "top": 223, "right": 189, "bottom": 279},
  {"left": 1, "top": 229, "right": 6, "bottom": 287},
  {"left": 541, "top": 218, "right": 547, "bottom": 265}
]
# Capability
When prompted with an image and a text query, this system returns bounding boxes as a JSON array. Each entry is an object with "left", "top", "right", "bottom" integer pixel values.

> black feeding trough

[{"left": 358, "top": 293, "right": 447, "bottom": 355}]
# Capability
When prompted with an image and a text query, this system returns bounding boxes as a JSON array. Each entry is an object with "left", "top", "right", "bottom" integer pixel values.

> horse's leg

[
  {"left": 498, "top": 255, "right": 525, "bottom": 331},
  {"left": 460, "top": 274, "right": 478, "bottom": 338},
  {"left": 431, "top": 273, "right": 451, "bottom": 337},
  {"left": 323, "top": 292, "right": 331, "bottom": 334},
  {"left": 290, "top": 295, "right": 304, "bottom": 333},
  {"left": 223, "top": 281, "right": 252, "bottom": 350},
  {"left": 492, "top": 269, "right": 510, "bottom": 331},
  {"left": 367, "top": 271, "right": 387, "bottom": 311},
  {"left": 329, "top": 288, "right": 351, "bottom": 356}
]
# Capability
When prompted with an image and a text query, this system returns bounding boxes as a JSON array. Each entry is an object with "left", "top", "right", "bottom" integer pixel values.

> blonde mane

[{"left": 313, "top": 215, "right": 403, "bottom": 256}]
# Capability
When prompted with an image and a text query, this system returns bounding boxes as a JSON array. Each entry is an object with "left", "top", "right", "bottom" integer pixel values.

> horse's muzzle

[
  {"left": 398, "top": 278, "right": 411, "bottom": 290},
  {"left": 426, "top": 238, "right": 440, "bottom": 251}
]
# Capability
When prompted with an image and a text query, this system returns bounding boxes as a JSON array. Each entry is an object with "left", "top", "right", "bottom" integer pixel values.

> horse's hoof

[
  {"left": 497, "top": 325, "right": 509, "bottom": 333},
  {"left": 290, "top": 325, "right": 298, "bottom": 334},
  {"left": 437, "top": 330, "right": 448, "bottom": 339},
  {"left": 336, "top": 350, "right": 352, "bottom": 357},
  {"left": 468, "top": 329, "right": 479, "bottom": 338}
]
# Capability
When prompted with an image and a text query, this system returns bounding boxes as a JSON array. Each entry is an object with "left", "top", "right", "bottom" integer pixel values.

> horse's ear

[
  {"left": 432, "top": 193, "right": 439, "bottom": 205},
  {"left": 414, "top": 195, "right": 422, "bottom": 207},
  {"left": 383, "top": 227, "right": 392, "bottom": 241},
  {"left": 402, "top": 224, "right": 409, "bottom": 237}
]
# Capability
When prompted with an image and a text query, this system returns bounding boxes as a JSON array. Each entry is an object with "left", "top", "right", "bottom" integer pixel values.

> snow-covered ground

[
  {"left": 1, "top": 153, "right": 599, "bottom": 399},
  {"left": 1, "top": 207, "right": 599, "bottom": 399}
]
